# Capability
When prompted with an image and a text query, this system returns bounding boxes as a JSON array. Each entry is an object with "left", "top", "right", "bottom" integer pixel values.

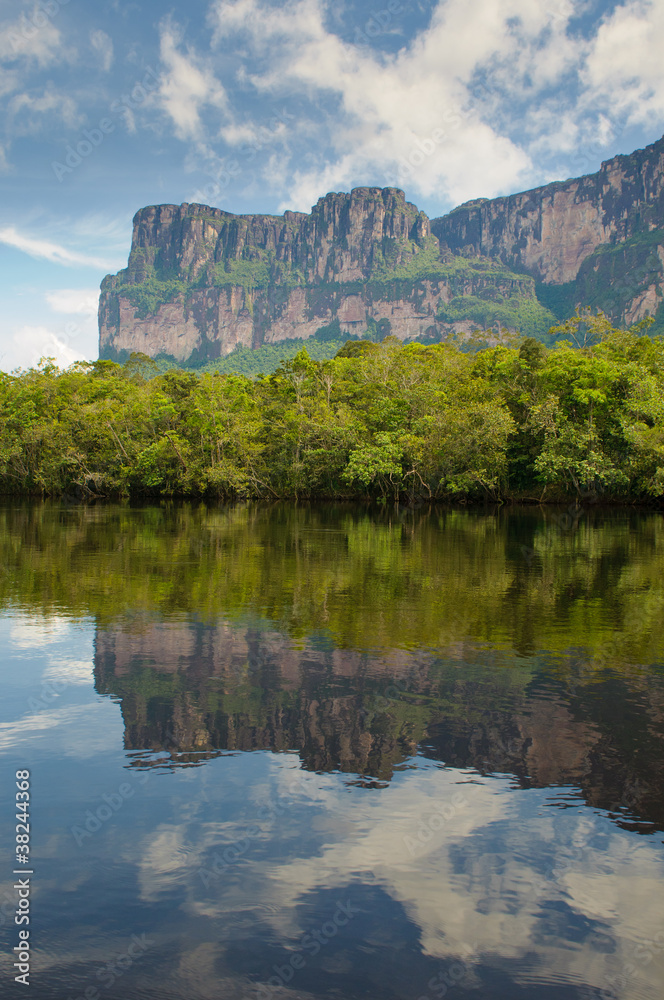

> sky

[{"left": 1, "top": 0, "right": 664, "bottom": 371}]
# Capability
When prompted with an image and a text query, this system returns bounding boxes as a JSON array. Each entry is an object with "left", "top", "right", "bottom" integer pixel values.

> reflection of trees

[
  {"left": 0, "top": 501, "right": 662, "bottom": 824},
  {"left": 93, "top": 620, "right": 664, "bottom": 833},
  {"left": 2, "top": 502, "right": 664, "bottom": 663}
]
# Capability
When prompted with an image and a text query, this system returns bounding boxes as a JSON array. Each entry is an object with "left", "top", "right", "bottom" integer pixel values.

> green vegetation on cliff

[
  {"left": 108, "top": 227, "right": 556, "bottom": 344},
  {"left": 574, "top": 229, "right": 664, "bottom": 332},
  {"left": 3, "top": 313, "right": 663, "bottom": 502},
  {"left": 437, "top": 291, "right": 556, "bottom": 339}
]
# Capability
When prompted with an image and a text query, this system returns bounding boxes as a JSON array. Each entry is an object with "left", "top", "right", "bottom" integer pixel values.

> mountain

[
  {"left": 98, "top": 136, "right": 664, "bottom": 366},
  {"left": 431, "top": 135, "right": 664, "bottom": 329},
  {"left": 93, "top": 620, "right": 664, "bottom": 832}
]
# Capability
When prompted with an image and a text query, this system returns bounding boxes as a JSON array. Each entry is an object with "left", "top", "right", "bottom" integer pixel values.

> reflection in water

[
  {"left": 0, "top": 502, "right": 663, "bottom": 1000},
  {"left": 93, "top": 619, "right": 664, "bottom": 833}
]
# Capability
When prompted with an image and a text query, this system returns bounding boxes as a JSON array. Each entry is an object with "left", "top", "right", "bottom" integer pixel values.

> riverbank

[{"left": 2, "top": 321, "right": 663, "bottom": 504}]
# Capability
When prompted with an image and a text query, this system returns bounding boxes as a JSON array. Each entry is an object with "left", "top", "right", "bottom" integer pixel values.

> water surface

[{"left": 1, "top": 502, "right": 663, "bottom": 1000}]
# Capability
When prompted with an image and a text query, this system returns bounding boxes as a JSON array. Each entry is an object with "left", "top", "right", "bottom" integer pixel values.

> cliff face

[
  {"left": 93, "top": 621, "right": 664, "bottom": 831},
  {"left": 99, "top": 188, "right": 553, "bottom": 364},
  {"left": 431, "top": 135, "right": 664, "bottom": 327},
  {"left": 99, "top": 136, "right": 664, "bottom": 364}
]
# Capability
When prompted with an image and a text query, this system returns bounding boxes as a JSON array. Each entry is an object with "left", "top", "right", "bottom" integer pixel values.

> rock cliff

[
  {"left": 93, "top": 621, "right": 664, "bottom": 831},
  {"left": 98, "top": 188, "right": 553, "bottom": 364},
  {"left": 99, "top": 136, "right": 664, "bottom": 364},
  {"left": 431, "top": 135, "right": 664, "bottom": 328}
]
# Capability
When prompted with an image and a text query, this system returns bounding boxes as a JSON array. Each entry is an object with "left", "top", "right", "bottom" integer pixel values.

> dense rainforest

[{"left": 1, "top": 312, "right": 663, "bottom": 503}]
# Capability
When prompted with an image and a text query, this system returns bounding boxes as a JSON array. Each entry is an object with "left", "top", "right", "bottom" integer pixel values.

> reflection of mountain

[{"left": 94, "top": 620, "right": 664, "bottom": 832}]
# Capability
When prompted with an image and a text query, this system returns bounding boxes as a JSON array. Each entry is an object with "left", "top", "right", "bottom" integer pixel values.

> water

[{"left": 1, "top": 502, "right": 663, "bottom": 1000}]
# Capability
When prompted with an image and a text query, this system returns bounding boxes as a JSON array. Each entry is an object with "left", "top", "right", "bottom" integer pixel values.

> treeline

[{"left": 1, "top": 313, "right": 663, "bottom": 502}]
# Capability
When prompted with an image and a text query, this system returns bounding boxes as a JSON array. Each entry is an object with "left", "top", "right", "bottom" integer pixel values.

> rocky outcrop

[
  {"left": 98, "top": 136, "right": 664, "bottom": 363},
  {"left": 98, "top": 188, "right": 552, "bottom": 364},
  {"left": 431, "top": 135, "right": 664, "bottom": 326}
]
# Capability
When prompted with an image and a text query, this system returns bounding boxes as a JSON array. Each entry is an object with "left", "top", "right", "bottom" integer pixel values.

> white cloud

[
  {"left": 7, "top": 85, "right": 82, "bottom": 133},
  {"left": 90, "top": 29, "right": 114, "bottom": 72},
  {"left": 0, "top": 66, "right": 19, "bottom": 98},
  {"left": 168, "top": 0, "right": 663, "bottom": 212},
  {"left": 0, "top": 227, "right": 117, "bottom": 269},
  {"left": 0, "top": 12, "right": 66, "bottom": 68},
  {"left": 205, "top": 0, "right": 557, "bottom": 208},
  {"left": 46, "top": 289, "right": 99, "bottom": 314},
  {"left": 5, "top": 324, "right": 83, "bottom": 371},
  {"left": 583, "top": 0, "right": 664, "bottom": 124},
  {"left": 157, "top": 19, "right": 228, "bottom": 142}
]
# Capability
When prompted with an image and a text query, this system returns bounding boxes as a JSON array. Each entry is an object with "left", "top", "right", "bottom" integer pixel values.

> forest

[{"left": 1, "top": 312, "right": 663, "bottom": 503}]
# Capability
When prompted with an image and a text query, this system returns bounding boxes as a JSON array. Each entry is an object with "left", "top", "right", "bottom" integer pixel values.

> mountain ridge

[{"left": 98, "top": 135, "right": 664, "bottom": 366}]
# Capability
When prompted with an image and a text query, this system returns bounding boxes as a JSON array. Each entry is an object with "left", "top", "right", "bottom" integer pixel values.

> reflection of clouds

[
  {"left": 0, "top": 706, "right": 74, "bottom": 747},
  {"left": 4, "top": 612, "right": 94, "bottom": 691},
  {"left": 2, "top": 747, "right": 661, "bottom": 1000},
  {"left": 169, "top": 758, "right": 664, "bottom": 1000},
  {"left": 137, "top": 826, "right": 194, "bottom": 901},
  {"left": 9, "top": 615, "right": 73, "bottom": 648},
  {"left": 43, "top": 657, "right": 94, "bottom": 685},
  {"left": 0, "top": 702, "right": 118, "bottom": 755}
]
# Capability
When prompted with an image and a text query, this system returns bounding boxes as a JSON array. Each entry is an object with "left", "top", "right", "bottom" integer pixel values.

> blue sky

[{"left": 1, "top": 0, "right": 664, "bottom": 370}]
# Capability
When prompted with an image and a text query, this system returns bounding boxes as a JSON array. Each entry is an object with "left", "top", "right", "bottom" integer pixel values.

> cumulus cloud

[
  {"left": 0, "top": 11, "right": 66, "bottom": 68},
  {"left": 149, "top": 0, "right": 661, "bottom": 214},
  {"left": 90, "top": 29, "right": 114, "bottom": 72},
  {"left": 583, "top": 0, "right": 664, "bottom": 124},
  {"left": 157, "top": 19, "right": 228, "bottom": 142},
  {"left": 5, "top": 324, "right": 82, "bottom": 371},
  {"left": 198, "top": 0, "right": 591, "bottom": 209},
  {"left": 7, "top": 85, "right": 82, "bottom": 133}
]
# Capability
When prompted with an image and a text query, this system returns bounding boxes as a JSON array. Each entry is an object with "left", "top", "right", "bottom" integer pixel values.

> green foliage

[
  {"left": 335, "top": 340, "right": 380, "bottom": 359},
  {"left": 2, "top": 502, "right": 664, "bottom": 669},
  {"left": 437, "top": 292, "right": 557, "bottom": 339},
  {"left": 2, "top": 316, "right": 664, "bottom": 501},
  {"left": 535, "top": 281, "right": 578, "bottom": 321},
  {"left": 575, "top": 230, "right": 664, "bottom": 326},
  {"left": 197, "top": 337, "right": 348, "bottom": 375}
]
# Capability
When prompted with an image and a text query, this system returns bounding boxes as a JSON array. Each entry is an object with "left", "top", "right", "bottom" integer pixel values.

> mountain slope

[
  {"left": 98, "top": 189, "right": 554, "bottom": 365},
  {"left": 431, "top": 135, "right": 664, "bottom": 330},
  {"left": 98, "top": 135, "right": 664, "bottom": 366}
]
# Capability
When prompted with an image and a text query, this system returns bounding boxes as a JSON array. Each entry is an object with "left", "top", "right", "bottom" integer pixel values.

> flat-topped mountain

[{"left": 99, "top": 136, "right": 664, "bottom": 365}]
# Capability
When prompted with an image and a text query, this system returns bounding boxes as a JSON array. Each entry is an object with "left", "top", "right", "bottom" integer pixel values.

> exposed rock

[
  {"left": 99, "top": 188, "right": 551, "bottom": 364},
  {"left": 98, "top": 136, "right": 664, "bottom": 364},
  {"left": 432, "top": 134, "right": 664, "bottom": 325}
]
